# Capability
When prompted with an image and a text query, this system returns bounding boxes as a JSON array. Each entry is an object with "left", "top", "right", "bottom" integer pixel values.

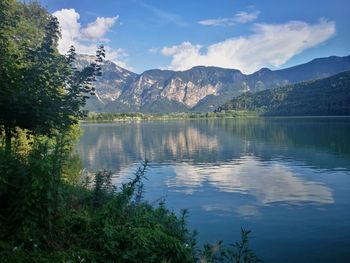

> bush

[{"left": 0, "top": 134, "right": 260, "bottom": 263}]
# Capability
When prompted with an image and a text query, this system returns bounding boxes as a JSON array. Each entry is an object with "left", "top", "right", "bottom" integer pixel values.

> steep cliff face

[
  {"left": 74, "top": 54, "right": 137, "bottom": 111},
  {"left": 159, "top": 67, "right": 244, "bottom": 108},
  {"left": 79, "top": 55, "right": 350, "bottom": 113}
]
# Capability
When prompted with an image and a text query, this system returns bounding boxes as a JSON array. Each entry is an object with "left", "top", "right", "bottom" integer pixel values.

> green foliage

[
  {"left": 198, "top": 229, "right": 260, "bottom": 263},
  {"left": 0, "top": 1, "right": 104, "bottom": 151},
  {"left": 82, "top": 110, "right": 258, "bottom": 122},
  {"left": 0, "top": 137, "right": 260, "bottom": 262},
  {"left": 0, "top": 154, "right": 200, "bottom": 262},
  {"left": 0, "top": 129, "right": 80, "bottom": 245},
  {"left": 217, "top": 70, "right": 350, "bottom": 116},
  {"left": 140, "top": 97, "right": 189, "bottom": 113},
  {"left": 226, "top": 229, "right": 261, "bottom": 263}
]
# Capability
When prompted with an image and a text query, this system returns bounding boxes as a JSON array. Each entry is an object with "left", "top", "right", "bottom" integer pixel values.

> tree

[{"left": 0, "top": 1, "right": 104, "bottom": 150}]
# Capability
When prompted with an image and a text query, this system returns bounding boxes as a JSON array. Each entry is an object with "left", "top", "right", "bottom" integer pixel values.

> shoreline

[{"left": 80, "top": 112, "right": 350, "bottom": 123}]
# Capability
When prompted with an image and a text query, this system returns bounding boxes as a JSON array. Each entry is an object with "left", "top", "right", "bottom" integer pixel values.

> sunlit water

[{"left": 78, "top": 117, "right": 350, "bottom": 262}]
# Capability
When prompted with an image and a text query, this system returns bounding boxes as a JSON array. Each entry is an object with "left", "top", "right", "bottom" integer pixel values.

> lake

[{"left": 78, "top": 117, "right": 350, "bottom": 263}]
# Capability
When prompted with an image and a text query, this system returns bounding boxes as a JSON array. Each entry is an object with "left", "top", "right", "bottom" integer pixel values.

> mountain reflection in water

[{"left": 78, "top": 117, "right": 350, "bottom": 173}]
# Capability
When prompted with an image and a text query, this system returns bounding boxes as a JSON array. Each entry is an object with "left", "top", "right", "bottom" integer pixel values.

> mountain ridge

[
  {"left": 78, "top": 54, "right": 350, "bottom": 113},
  {"left": 216, "top": 70, "right": 350, "bottom": 116}
]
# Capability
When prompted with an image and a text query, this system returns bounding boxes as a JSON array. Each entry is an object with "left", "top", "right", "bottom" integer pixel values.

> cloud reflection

[{"left": 166, "top": 156, "right": 334, "bottom": 205}]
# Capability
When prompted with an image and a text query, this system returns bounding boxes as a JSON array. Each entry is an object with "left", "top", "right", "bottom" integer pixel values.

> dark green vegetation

[
  {"left": 217, "top": 70, "right": 350, "bottom": 116},
  {"left": 82, "top": 111, "right": 258, "bottom": 122},
  {"left": 0, "top": 1, "right": 260, "bottom": 262},
  {"left": 0, "top": 132, "right": 259, "bottom": 262},
  {"left": 0, "top": 132, "right": 196, "bottom": 262},
  {"left": 0, "top": 0, "right": 104, "bottom": 151}
]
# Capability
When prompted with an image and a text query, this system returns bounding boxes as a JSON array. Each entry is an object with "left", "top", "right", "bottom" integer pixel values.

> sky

[{"left": 39, "top": 0, "right": 350, "bottom": 74}]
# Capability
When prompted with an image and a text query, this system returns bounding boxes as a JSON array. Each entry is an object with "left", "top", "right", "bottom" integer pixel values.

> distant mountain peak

[{"left": 78, "top": 54, "right": 350, "bottom": 113}]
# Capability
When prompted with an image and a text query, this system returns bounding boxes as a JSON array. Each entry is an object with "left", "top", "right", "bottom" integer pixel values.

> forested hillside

[{"left": 217, "top": 70, "right": 350, "bottom": 116}]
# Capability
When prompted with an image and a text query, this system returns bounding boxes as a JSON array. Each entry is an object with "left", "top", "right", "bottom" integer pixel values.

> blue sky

[{"left": 40, "top": 0, "right": 350, "bottom": 73}]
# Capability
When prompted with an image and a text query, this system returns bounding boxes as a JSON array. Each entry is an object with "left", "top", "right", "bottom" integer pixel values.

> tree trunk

[{"left": 4, "top": 125, "right": 12, "bottom": 152}]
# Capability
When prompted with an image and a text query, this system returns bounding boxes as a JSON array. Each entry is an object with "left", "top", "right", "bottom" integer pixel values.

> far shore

[{"left": 80, "top": 112, "right": 350, "bottom": 123}]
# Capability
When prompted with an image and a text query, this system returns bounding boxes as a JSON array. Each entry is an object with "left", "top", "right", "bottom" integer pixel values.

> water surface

[{"left": 78, "top": 117, "right": 350, "bottom": 263}]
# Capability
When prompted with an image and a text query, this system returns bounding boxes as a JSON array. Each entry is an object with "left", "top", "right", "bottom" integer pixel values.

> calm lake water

[{"left": 78, "top": 117, "right": 350, "bottom": 263}]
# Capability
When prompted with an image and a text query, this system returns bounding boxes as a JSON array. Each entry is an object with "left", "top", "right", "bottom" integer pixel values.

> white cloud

[
  {"left": 199, "top": 10, "right": 260, "bottom": 27},
  {"left": 161, "top": 42, "right": 203, "bottom": 70},
  {"left": 81, "top": 16, "right": 118, "bottom": 40},
  {"left": 199, "top": 17, "right": 236, "bottom": 27},
  {"left": 53, "top": 9, "right": 81, "bottom": 54},
  {"left": 52, "top": 9, "right": 128, "bottom": 68},
  {"left": 234, "top": 11, "right": 260, "bottom": 24},
  {"left": 162, "top": 19, "right": 336, "bottom": 73}
]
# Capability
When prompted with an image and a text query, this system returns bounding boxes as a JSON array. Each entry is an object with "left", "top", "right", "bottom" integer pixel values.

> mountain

[
  {"left": 75, "top": 54, "right": 137, "bottom": 112},
  {"left": 78, "top": 55, "right": 350, "bottom": 113},
  {"left": 216, "top": 70, "right": 350, "bottom": 116}
]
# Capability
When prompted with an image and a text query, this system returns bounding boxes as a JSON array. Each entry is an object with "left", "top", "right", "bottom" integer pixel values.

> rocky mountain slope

[
  {"left": 75, "top": 54, "right": 137, "bottom": 111},
  {"left": 79, "top": 55, "right": 350, "bottom": 113}
]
